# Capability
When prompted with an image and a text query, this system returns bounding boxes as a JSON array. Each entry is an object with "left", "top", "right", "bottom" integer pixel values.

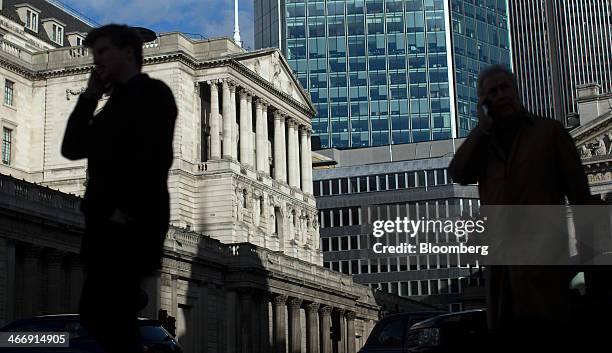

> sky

[{"left": 59, "top": 0, "right": 256, "bottom": 49}]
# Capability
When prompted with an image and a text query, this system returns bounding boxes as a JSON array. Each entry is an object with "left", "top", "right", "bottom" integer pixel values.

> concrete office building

[
  {"left": 255, "top": 0, "right": 512, "bottom": 147},
  {"left": 312, "top": 140, "right": 486, "bottom": 311},
  {"left": 509, "top": 0, "right": 612, "bottom": 122}
]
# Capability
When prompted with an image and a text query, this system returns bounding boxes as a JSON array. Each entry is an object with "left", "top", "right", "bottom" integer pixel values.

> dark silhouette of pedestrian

[
  {"left": 61, "top": 24, "right": 177, "bottom": 353},
  {"left": 449, "top": 65, "right": 595, "bottom": 352}
]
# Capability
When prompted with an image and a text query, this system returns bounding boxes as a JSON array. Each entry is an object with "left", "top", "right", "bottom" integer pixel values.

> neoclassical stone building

[
  {"left": 0, "top": 3, "right": 434, "bottom": 353},
  {"left": 571, "top": 83, "right": 612, "bottom": 199}
]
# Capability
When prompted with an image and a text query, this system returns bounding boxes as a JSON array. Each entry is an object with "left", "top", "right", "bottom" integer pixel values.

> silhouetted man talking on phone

[
  {"left": 449, "top": 65, "right": 594, "bottom": 351},
  {"left": 61, "top": 24, "right": 177, "bottom": 353}
]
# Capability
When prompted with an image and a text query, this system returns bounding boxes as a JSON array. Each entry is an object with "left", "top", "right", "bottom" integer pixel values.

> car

[
  {"left": 406, "top": 309, "right": 487, "bottom": 353},
  {"left": 0, "top": 314, "right": 182, "bottom": 353},
  {"left": 358, "top": 311, "right": 446, "bottom": 353}
]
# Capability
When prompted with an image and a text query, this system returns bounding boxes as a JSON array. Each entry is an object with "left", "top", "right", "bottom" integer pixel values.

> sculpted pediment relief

[
  {"left": 573, "top": 112, "right": 612, "bottom": 160},
  {"left": 237, "top": 51, "right": 309, "bottom": 107},
  {"left": 578, "top": 132, "right": 612, "bottom": 160}
]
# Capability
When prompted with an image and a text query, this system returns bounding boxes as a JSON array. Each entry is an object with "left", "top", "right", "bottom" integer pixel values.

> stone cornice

[{"left": 1, "top": 47, "right": 315, "bottom": 120}]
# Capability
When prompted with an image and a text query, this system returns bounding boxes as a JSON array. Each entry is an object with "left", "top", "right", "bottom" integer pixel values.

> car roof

[
  {"left": 377, "top": 311, "right": 447, "bottom": 322},
  {"left": 1, "top": 314, "right": 160, "bottom": 329},
  {"left": 409, "top": 309, "right": 486, "bottom": 330}
]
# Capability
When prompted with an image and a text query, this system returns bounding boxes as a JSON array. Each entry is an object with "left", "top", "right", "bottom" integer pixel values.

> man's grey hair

[{"left": 477, "top": 64, "right": 519, "bottom": 97}]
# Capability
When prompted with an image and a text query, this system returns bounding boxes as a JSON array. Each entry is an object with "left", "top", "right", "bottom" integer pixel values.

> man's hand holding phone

[
  {"left": 82, "top": 68, "right": 107, "bottom": 101},
  {"left": 477, "top": 98, "right": 493, "bottom": 135}
]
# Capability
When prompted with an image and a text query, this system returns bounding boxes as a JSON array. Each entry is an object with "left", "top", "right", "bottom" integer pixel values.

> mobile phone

[
  {"left": 93, "top": 67, "right": 113, "bottom": 93},
  {"left": 482, "top": 99, "right": 492, "bottom": 117}
]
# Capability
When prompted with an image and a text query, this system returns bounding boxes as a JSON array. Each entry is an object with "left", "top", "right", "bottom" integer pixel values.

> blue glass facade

[
  {"left": 451, "top": 0, "right": 511, "bottom": 136},
  {"left": 255, "top": 0, "right": 511, "bottom": 147}
]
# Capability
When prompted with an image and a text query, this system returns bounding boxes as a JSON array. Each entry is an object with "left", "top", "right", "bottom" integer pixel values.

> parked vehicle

[
  {"left": 358, "top": 311, "right": 446, "bottom": 353},
  {"left": 406, "top": 309, "right": 487, "bottom": 353},
  {"left": 0, "top": 314, "right": 182, "bottom": 353}
]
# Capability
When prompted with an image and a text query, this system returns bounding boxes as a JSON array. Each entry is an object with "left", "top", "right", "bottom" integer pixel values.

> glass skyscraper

[
  {"left": 509, "top": 0, "right": 612, "bottom": 122},
  {"left": 255, "top": 0, "right": 512, "bottom": 147}
]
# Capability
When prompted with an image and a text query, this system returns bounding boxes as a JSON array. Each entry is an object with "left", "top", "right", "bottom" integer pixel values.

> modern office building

[
  {"left": 255, "top": 0, "right": 512, "bottom": 147},
  {"left": 509, "top": 0, "right": 612, "bottom": 122},
  {"left": 312, "top": 140, "right": 486, "bottom": 310}
]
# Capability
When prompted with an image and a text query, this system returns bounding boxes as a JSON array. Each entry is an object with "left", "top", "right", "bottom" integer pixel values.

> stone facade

[
  {"left": 0, "top": 8, "right": 436, "bottom": 353},
  {"left": 571, "top": 84, "right": 612, "bottom": 199}
]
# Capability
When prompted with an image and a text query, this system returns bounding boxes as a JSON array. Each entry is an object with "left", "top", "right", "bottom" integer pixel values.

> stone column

[
  {"left": 306, "top": 302, "right": 320, "bottom": 353},
  {"left": 279, "top": 115, "right": 287, "bottom": 183},
  {"left": 222, "top": 80, "right": 233, "bottom": 160},
  {"left": 288, "top": 297, "right": 302, "bottom": 353},
  {"left": 239, "top": 289, "right": 253, "bottom": 353},
  {"left": 230, "top": 84, "right": 238, "bottom": 160},
  {"left": 335, "top": 309, "right": 346, "bottom": 353},
  {"left": 319, "top": 305, "right": 332, "bottom": 353},
  {"left": 262, "top": 103, "right": 270, "bottom": 175},
  {"left": 273, "top": 294, "right": 288, "bottom": 353},
  {"left": 273, "top": 112, "right": 287, "bottom": 182},
  {"left": 239, "top": 90, "right": 250, "bottom": 167},
  {"left": 305, "top": 131, "right": 313, "bottom": 194},
  {"left": 246, "top": 94, "right": 254, "bottom": 167},
  {"left": 2, "top": 239, "right": 16, "bottom": 322},
  {"left": 67, "top": 255, "right": 83, "bottom": 313},
  {"left": 345, "top": 312, "right": 356, "bottom": 353},
  {"left": 287, "top": 120, "right": 297, "bottom": 187},
  {"left": 46, "top": 250, "right": 64, "bottom": 313},
  {"left": 294, "top": 124, "right": 301, "bottom": 190},
  {"left": 256, "top": 100, "right": 266, "bottom": 173},
  {"left": 209, "top": 81, "right": 221, "bottom": 159},
  {"left": 300, "top": 127, "right": 309, "bottom": 193},
  {"left": 23, "top": 245, "right": 42, "bottom": 316},
  {"left": 259, "top": 294, "right": 271, "bottom": 353}
]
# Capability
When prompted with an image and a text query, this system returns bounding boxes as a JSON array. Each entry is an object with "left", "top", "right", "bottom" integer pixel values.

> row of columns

[
  {"left": 6, "top": 243, "right": 83, "bottom": 322},
  {"left": 234, "top": 290, "right": 357, "bottom": 353},
  {"left": 206, "top": 79, "right": 313, "bottom": 194}
]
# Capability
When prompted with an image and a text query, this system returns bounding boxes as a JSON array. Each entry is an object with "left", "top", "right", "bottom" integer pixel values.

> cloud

[{"left": 60, "top": 0, "right": 255, "bottom": 48}]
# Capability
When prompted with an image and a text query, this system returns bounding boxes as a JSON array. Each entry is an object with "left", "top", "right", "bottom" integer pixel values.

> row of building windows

[
  {"left": 319, "top": 198, "right": 480, "bottom": 229},
  {"left": 286, "top": 0, "right": 450, "bottom": 18},
  {"left": 321, "top": 235, "right": 360, "bottom": 251},
  {"left": 322, "top": 252, "right": 473, "bottom": 274},
  {"left": 318, "top": 207, "right": 361, "bottom": 228},
  {"left": 314, "top": 168, "right": 450, "bottom": 196},
  {"left": 363, "top": 276, "right": 480, "bottom": 297}
]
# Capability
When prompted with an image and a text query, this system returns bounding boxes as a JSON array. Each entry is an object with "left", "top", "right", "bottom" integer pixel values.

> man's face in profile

[
  {"left": 481, "top": 72, "right": 522, "bottom": 120},
  {"left": 90, "top": 36, "right": 133, "bottom": 84}
]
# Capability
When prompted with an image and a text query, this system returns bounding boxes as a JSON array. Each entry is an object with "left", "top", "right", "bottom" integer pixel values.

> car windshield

[{"left": 139, "top": 325, "right": 170, "bottom": 341}]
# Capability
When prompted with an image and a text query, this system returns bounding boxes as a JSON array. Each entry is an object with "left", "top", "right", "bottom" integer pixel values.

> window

[
  {"left": 4, "top": 80, "right": 14, "bottom": 106},
  {"left": 371, "top": 319, "right": 405, "bottom": 346},
  {"left": 449, "top": 303, "right": 463, "bottom": 312},
  {"left": 76, "top": 36, "right": 83, "bottom": 46},
  {"left": 26, "top": 9, "right": 38, "bottom": 32},
  {"left": 2, "top": 127, "right": 12, "bottom": 165},
  {"left": 52, "top": 24, "right": 64, "bottom": 45},
  {"left": 340, "top": 178, "right": 348, "bottom": 194},
  {"left": 341, "top": 236, "right": 348, "bottom": 250}
]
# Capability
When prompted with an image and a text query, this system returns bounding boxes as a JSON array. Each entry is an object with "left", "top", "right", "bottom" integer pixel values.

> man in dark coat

[
  {"left": 61, "top": 24, "right": 177, "bottom": 353},
  {"left": 448, "top": 65, "right": 595, "bottom": 351}
]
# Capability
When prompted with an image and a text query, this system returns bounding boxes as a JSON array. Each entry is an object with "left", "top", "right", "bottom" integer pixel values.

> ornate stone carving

[
  {"left": 272, "top": 294, "right": 287, "bottom": 305},
  {"left": 306, "top": 302, "right": 320, "bottom": 313},
  {"left": 345, "top": 311, "right": 357, "bottom": 321},
  {"left": 288, "top": 297, "right": 303, "bottom": 308},
  {"left": 66, "top": 87, "right": 86, "bottom": 100},
  {"left": 319, "top": 305, "right": 332, "bottom": 316}
]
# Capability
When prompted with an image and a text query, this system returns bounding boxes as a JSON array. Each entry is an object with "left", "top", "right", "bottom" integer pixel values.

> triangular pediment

[
  {"left": 233, "top": 49, "right": 313, "bottom": 111},
  {"left": 571, "top": 110, "right": 612, "bottom": 162}
]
